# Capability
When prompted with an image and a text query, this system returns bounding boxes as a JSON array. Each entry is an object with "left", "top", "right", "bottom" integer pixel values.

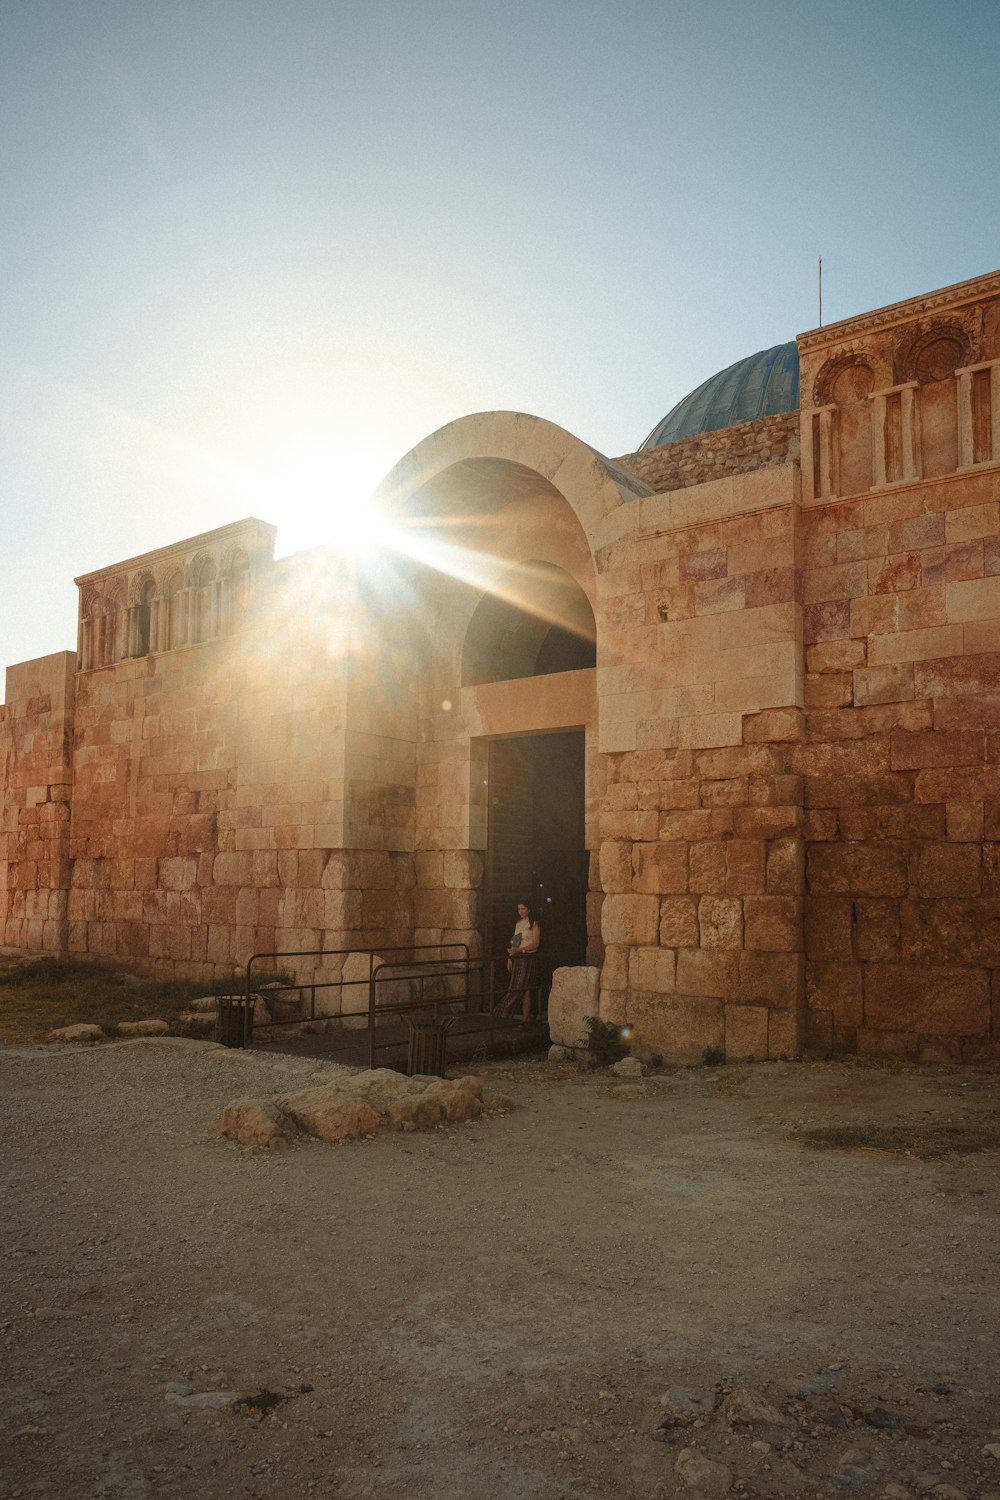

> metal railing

[{"left": 217, "top": 942, "right": 550, "bottom": 1071}]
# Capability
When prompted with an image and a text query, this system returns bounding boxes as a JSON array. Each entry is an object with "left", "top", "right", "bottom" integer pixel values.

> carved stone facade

[{"left": 3, "top": 268, "right": 999, "bottom": 1062}]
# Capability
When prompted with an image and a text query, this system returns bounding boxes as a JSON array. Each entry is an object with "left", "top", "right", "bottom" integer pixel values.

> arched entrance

[
  {"left": 462, "top": 561, "right": 596, "bottom": 986},
  {"left": 369, "top": 411, "right": 637, "bottom": 987},
  {"left": 485, "top": 729, "right": 588, "bottom": 986}
]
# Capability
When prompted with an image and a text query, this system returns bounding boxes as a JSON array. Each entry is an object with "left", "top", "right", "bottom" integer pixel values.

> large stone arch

[
  {"left": 372, "top": 410, "right": 650, "bottom": 548},
  {"left": 362, "top": 414, "right": 623, "bottom": 975}
]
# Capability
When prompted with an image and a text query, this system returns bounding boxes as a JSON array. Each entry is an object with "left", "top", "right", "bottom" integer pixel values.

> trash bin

[
  {"left": 407, "top": 1017, "right": 449, "bottom": 1077},
  {"left": 216, "top": 994, "right": 254, "bottom": 1048}
]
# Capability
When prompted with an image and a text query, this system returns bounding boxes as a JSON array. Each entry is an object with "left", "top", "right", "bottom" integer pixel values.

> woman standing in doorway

[{"left": 493, "top": 899, "right": 541, "bottom": 1022}]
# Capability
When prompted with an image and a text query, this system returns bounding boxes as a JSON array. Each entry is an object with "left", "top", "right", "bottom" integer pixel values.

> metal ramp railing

[{"left": 215, "top": 943, "right": 549, "bottom": 1074}]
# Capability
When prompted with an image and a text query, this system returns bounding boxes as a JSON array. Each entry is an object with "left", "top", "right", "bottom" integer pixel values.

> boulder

[
  {"left": 219, "top": 1069, "right": 487, "bottom": 1147},
  {"left": 339, "top": 1067, "right": 423, "bottom": 1115},
  {"left": 386, "top": 1093, "right": 445, "bottom": 1130},
  {"left": 188, "top": 996, "right": 221, "bottom": 1013},
  {"left": 117, "top": 1019, "right": 170, "bottom": 1038},
  {"left": 218, "top": 1098, "right": 293, "bottom": 1148},
  {"left": 612, "top": 1055, "right": 644, "bottom": 1079},
  {"left": 547, "top": 966, "right": 599, "bottom": 1049},
  {"left": 420, "top": 1079, "right": 483, "bottom": 1122},
  {"left": 276, "top": 1083, "right": 381, "bottom": 1142},
  {"left": 46, "top": 1024, "right": 105, "bottom": 1044}
]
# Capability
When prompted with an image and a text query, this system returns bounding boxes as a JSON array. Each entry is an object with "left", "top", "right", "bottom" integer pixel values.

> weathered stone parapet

[{"left": 614, "top": 411, "right": 799, "bottom": 495}]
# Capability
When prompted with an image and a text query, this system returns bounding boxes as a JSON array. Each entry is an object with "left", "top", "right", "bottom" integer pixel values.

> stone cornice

[
  {"left": 74, "top": 517, "right": 276, "bottom": 586},
  {"left": 797, "top": 268, "right": 1000, "bottom": 354}
]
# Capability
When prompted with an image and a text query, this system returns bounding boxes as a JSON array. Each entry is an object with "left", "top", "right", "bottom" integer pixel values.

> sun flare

[{"left": 267, "top": 445, "right": 385, "bottom": 556}]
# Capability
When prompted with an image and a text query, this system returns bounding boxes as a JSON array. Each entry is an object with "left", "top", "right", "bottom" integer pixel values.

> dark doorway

[{"left": 484, "top": 730, "right": 587, "bottom": 993}]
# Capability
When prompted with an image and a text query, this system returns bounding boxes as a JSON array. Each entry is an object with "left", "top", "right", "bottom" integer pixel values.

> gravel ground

[{"left": 2, "top": 1038, "right": 1000, "bottom": 1500}]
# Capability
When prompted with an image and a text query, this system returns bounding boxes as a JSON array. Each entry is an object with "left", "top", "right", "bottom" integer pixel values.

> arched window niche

[
  {"left": 136, "top": 576, "right": 156, "bottom": 656},
  {"left": 461, "top": 562, "right": 596, "bottom": 688}
]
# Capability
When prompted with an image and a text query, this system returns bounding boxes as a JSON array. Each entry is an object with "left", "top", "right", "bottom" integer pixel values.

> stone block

[
  {"left": 867, "top": 623, "right": 963, "bottom": 665},
  {"left": 689, "top": 841, "right": 727, "bottom": 893},
  {"left": 898, "top": 898, "right": 1000, "bottom": 966},
  {"left": 698, "top": 895, "right": 743, "bottom": 949},
  {"left": 414, "top": 850, "right": 444, "bottom": 887},
  {"left": 158, "top": 856, "right": 198, "bottom": 892},
  {"left": 862, "top": 962, "right": 990, "bottom": 1036},
  {"left": 806, "top": 640, "right": 867, "bottom": 673},
  {"left": 806, "top": 961, "right": 863, "bottom": 1025},
  {"left": 631, "top": 842, "right": 688, "bottom": 894},
  {"left": 675, "top": 948, "right": 739, "bottom": 999},
  {"left": 725, "top": 1004, "right": 769, "bottom": 1061},
  {"left": 235, "top": 887, "right": 259, "bottom": 926},
  {"left": 625, "top": 994, "right": 725, "bottom": 1064},
  {"left": 547, "top": 966, "right": 600, "bottom": 1048},
  {"left": 600, "top": 809, "right": 658, "bottom": 841},
  {"left": 699, "top": 775, "right": 749, "bottom": 807},
  {"left": 734, "top": 948, "right": 803, "bottom": 1008},
  {"left": 934, "top": 696, "right": 1000, "bottom": 730},
  {"left": 600, "top": 944, "right": 629, "bottom": 990},
  {"left": 767, "top": 1008, "right": 799, "bottom": 1058},
  {"left": 803, "top": 600, "right": 850, "bottom": 644},
  {"left": 807, "top": 843, "right": 908, "bottom": 897},
  {"left": 766, "top": 838, "right": 804, "bottom": 895},
  {"left": 741, "top": 706, "right": 805, "bottom": 743},
  {"left": 628, "top": 946, "right": 677, "bottom": 994},
  {"left": 743, "top": 896, "right": 801, "bottom": 951},
  {"left": 870, "top": 552, "right": 921, "bottom": 595},
  {"left": 946, "top": 575, "right": 1000, "bottom": 622},
  {"left": 853, "top": 664, "right": 914, "bottom": 707},
  {"left": 659, "top": 809, "right": 721, "bottom": 840},
  {"left": 914, "top": 652, "right": 1000, "bottom": 698},
  {"left": 910, "top": 844, "right": 981, "bottom": 898},
  {"left": 853, "top": 899, "right": 900, "bottom": 960},
  {"left": 601, "top": 894, "right": 660, "bottom": 947},
  {"left": 659, "top": 895, "right": 699, "bottom": 948},
  {"left": 726, "top": 840, "right": 766, "bottom": 894},
  {"left": 599, "top": 840, "right": 633, "bottom": 894},
  {"left": 322, "top": 888, "right": 363, "bottom": 930},
  {"left": 804, "top": 673, "right": 853, "bottom": 708},
  {"left": 890, "top": 729, "right": 985, "bottom": 770},
  {"left": 443, "top": 849, "right": 483, "bottom": 889},
  {"left": 733, "top": 805, "right": 802, "bottom": 838}
]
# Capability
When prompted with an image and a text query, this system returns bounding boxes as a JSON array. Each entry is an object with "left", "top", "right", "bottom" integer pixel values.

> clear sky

[{"left": 2, "top": 0, "right": 998, "bottom": 679}]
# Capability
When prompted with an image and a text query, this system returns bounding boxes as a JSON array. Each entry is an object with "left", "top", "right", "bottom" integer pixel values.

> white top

[{"left": 511, "top": 917, "right": 537, "bottom": 951}]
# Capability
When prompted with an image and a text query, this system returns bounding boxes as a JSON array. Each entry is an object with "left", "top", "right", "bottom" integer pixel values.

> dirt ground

[{"left": 2, "top": 1040, "right": 1000, "bottom": 1500}]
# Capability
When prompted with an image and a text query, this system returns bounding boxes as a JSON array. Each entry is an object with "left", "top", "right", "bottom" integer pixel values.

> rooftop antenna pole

[{"left": 819, "top": 255, "right": 823, "bottom": 327}]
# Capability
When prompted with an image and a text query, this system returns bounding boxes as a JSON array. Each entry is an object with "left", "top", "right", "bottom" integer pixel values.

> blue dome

[{"left": 641, "top": 341, "right": 800, "bottom": 449}]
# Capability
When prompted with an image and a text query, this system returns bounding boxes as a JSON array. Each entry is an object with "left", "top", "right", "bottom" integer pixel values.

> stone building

[{"left": 3, "top": 267, "right": 1000, "bottom": 1062}]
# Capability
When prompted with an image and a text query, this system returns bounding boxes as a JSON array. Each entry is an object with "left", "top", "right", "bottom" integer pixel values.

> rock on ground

[
  {"left": 219, "top": 1067, "right": 484, "bottom": 1146},
  {"left": 45, "top": 1023, "right": 105, "bottom": 1044}
]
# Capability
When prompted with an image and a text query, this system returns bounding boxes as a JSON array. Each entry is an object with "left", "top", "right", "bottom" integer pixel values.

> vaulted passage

[
  {"left": 461, "top": 563, "right": 596, "bottom": 687},
  {"left": 484, "top": 730, "right": 587, "bottom": 989}
]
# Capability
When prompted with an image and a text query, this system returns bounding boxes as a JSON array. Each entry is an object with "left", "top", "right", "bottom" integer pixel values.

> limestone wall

[
  {"left": 591, "top": 463, "right": 804, "bottom": 1062},
  {"left": 799, "top": 469, "right": 1000, "bottom": 1061},
  {"left": 0, "top": 652, "right": 76, "bottom": 953},
  {"left": 795, "top": 271, "right": 1000, "bottom": 1061},
  {"left": 615, "top": 410, "right": 799, "bottom": 494}
]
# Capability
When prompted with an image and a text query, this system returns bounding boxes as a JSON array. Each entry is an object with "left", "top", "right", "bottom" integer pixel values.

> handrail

[{"left": 242, "top": 943, "right": 473, "bottom": 1051}]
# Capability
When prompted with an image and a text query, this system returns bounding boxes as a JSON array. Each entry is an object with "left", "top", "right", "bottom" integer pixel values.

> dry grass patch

[
  {"left": 0, "top": 957, "right": 222, "bottom": 1046},
  {"left": 792, "top": 1121, "right": 1000, "bottom": 1159}
]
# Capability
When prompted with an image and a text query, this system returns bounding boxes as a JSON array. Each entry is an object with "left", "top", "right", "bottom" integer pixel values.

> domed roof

[{"left": 640, "top": 341, "right": 800, "bottom": 449}]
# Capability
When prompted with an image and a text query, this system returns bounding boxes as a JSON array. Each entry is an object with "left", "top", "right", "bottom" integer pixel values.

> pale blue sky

[{"left": 2, "top": 0, "right": 998, "bottom": 676}]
